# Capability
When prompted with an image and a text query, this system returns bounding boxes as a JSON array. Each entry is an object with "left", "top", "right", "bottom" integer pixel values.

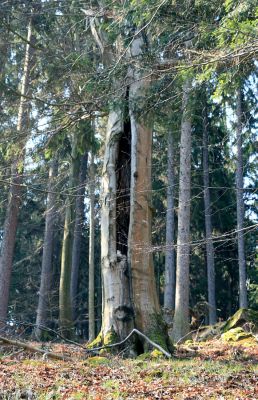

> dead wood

[
  {"left": 0, "top": 336, "right": 72, "bottom": 361},
  {"left": 86, "top": 328, "right": 172, "bottom": 358}
]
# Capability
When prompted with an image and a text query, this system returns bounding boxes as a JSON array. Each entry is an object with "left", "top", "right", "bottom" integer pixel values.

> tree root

[
  {"left": 0, "top": 336, "right": 72, "bottom": 361},
  {"left": 86, "top": 328, "right": 172, "bottom": 358}
]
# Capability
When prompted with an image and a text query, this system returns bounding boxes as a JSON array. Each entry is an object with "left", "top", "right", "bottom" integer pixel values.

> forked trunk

[{"left": 96, "top": 35, "right": 167, "bottom": 352}]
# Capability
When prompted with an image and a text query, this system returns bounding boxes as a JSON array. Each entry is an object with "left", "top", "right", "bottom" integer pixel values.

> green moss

[
  {"left": 222, "top": 309, "right": 258, "bottom": 333},
  {"left": 146, "top": 313, "right": 174, "bottom": 354},
  {"left": 150, "top": 349, "right": 164, "bottom": 359},
  {"left": 221, "top": 327, "right": 254, "bottom": 342},
  {"left": 103, "top": 328, "right": 118, "bottom": 346},
  {"left": 86, "top": 332, "right": 103, "bottom": 349},
  {"left": 137, "top": 352, "right": 152, "bottom": 361},
  {"left": 88, "top": 356, "right": 110, "bottom": 366}
]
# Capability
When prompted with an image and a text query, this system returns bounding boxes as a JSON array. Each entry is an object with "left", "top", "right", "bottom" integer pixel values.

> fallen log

[{"left": 0, "top": 336, "right": 72, "bottom": 361}]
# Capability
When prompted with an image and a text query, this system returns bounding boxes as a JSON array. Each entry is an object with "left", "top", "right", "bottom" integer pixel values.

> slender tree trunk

[
  {"left": 236, "top": 88, "right": 248, "bottom": 309},
  {"left": 0, "top": 18, "right": 33, "bottom": 325},
  {"left": 59, "top": 133, "right": 80, "bottom": 338},
  {"left": 164, "top": 129, "right": 176, "bottom": 325},
  {"left": 70, "top": 152, "right": 88, "bottom": 320},
  {"left": 35, "top": 159, "right": 58, "bottom": 339},
  {"left": 202, "top": 105, "right": 217, "bottom": 325},
  {"left": 88, "top": 153, "right": 95, "bottom": 341},
  {"left": 172, "top": 75, "right": 192, "bottom": 343}
]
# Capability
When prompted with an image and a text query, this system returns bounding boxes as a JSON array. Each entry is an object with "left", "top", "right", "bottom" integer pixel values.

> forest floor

[{"left": 0, "top": 338, "right": 257, "bottom": 399}]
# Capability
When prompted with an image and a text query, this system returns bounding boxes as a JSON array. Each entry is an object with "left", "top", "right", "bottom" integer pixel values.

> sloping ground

[{"left": 0, "top": 339, "right": 257, "bottom": 399}]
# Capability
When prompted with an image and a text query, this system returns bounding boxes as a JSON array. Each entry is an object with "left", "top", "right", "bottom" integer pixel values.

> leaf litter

[{"left": 0, "top": 339, "right": 257, "bottom": 399}]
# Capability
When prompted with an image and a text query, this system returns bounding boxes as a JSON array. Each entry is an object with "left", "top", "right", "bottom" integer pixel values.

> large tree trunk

[
  {"left": 59, "top": 133, "right": 80, "bottom": 338},
  {"left": 88, "top": 153, "right": 95, "bottom": 341},
  {"left": 236, "top": 88, "right": 248, "bottom": 309},
  {"left": 164, "top": 129, "right": 176, "bottom": 325},
  {"left": 128, "top": 57, "right": 162, "bottom": 344},
  {"left": 35, "top": 159, "right": 58, "bottom": 339},
  {"left": 95, "top": 34, "right": 167, "bottom": 352},
  {"left": 70, "top": 152, "right": 88, "bottom": 320},
  {"left": 202, "top": 104, "right": 217, "bottom": 325},
  {"left": 0, "top": 18, "right": 33, "bottom": 325},
  {"left": 99, "top": 106, "right": 134, "bottom": 343},
  {"left": 172, "top": 75, "right": 192, "bottom": 343}
]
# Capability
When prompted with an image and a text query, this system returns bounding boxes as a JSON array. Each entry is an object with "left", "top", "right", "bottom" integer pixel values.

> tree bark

[
  {"left": 59, "top": 133, "right": 80, "bottom": 338},
  {"left": 100, "top": 106, "right": 134, "bottom": 343},
  {"left": 236, "top": 88, "right": 248, "bottom": 309},
  {"left": 172, "top": 74, "right": 192, "bottom": 343},
  {"left": 127, "top": 35, "right": 165, "bottom": 348},
  {"left": 87, "top": 14, "right": 168, "bottom": 351},
  {"left": 0, "top": 18, "right": 33, "bottom": 325},
  {"left": 88, "top": 153, "right": 95, "bottom": 341},
  {"left": 164, "top": 129, "right": 176, "bottom": 325},
  {"left": 202, "top": 104, "right": 217, "bottom": 325},
  {"left": 35, "top": 159, "right": 58, "bottom": 339},
  {"left": 70, "top": 152, "right": 88, "bottom": 320}
]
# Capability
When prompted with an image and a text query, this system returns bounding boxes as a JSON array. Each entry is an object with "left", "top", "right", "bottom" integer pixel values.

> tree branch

[
  {"left": 86, "top": 329, "right": 172, "bottom": 358},
  {"left": 0, "top": 336, "right": 72, "bottom": 361}
]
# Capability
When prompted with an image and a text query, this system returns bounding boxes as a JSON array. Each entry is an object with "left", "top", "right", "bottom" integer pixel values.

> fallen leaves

[{"left": 0, "top": 338, "right": 257, "bottom": 399}]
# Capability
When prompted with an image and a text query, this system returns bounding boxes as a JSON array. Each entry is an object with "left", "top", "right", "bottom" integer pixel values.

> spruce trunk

[
  {"left": 0, "top": 19, "right": 33, "bottom": 325},
  {"left": 202, "top": 105, "right": 216, "bottom": 325},
  {"left": 88, "top": 153, "right": 95, "bottom": 341},
  {"left": 70, "top": 152, "right": 88, "bottom": 320},
  {"left": 236, "top": 88, "right": 248, "bottom": 309},
  {"left": 164, "top": 129, "right": 176, "bottom": 325},
  {"left": 35, "top": 159, "right": 58, "bottom": 339},
  {"left": 172, "top": 75, "right": 192, "bottom": 343},
  {"left": 59, "top": 133, "right": 80, "bottom": 338}
]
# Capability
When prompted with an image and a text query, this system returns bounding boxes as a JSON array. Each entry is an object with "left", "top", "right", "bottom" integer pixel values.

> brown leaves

[{"left": 0, "top": 339, "right": 257, "bottom": 399}]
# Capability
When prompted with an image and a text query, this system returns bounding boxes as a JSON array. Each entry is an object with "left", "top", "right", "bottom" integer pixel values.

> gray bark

[
  {"left": 236, "top": 88, "right": 248, "bottom": 309},
  {"left": 70, "top": 152, "right": 88, "bottom": 320},
  {"left": 164, "top": 129, "right": 176, "bottom": 324},
  {"left": 100, "top": 108, "right": 134, "bottom": 341},
  {"left": 88, "top": 153, "right": 95, "bottom": 341},
  {"left": 35, "top": 159, "right": 58, "bottom": 339},
  {"left": 0, "top": 19, "right": 33, "bottom": 325},
  {"left": 202, "top": 106, "right": 217, "bottom": 325},
  {"left": 87, "top": 15, "right": 167, "bottom": 348},
  {"left": 172, "top": 75, "right": 192, "bottom": 343}
]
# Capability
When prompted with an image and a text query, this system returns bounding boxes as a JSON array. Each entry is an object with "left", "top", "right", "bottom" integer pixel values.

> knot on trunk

[{"left": 114, "top": 305, "right": 134, "bottom": 321}]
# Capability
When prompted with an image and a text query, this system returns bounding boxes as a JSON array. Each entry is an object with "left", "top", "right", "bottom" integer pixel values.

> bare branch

[{"left": 86, "top": 329, "right": 172, "bottom": 358}]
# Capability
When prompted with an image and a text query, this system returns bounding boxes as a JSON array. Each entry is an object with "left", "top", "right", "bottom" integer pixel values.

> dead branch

[
  {"left": 86, "top": 328, "right": 172, "bottom": 358},
  {"left": 0, "top": 336, "right": 72, "bottom": 361}
]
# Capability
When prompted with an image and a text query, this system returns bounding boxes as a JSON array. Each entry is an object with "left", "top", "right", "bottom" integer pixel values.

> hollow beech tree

[{"left": 84, "top": 9, "right": 168, "bottom": 351}]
